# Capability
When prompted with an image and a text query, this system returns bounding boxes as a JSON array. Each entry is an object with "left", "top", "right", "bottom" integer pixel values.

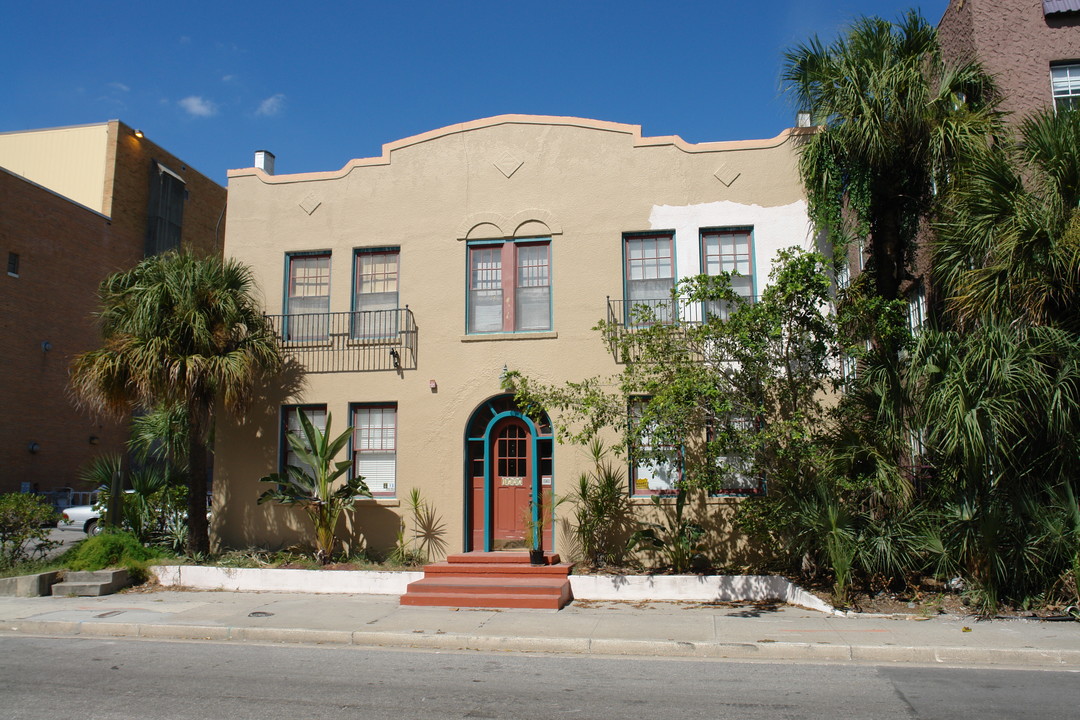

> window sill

[
  {"left": 460, "top": 331, "right": 558, "bottom": 343},
  {"left": 354, "top": 497, "right": 400, "bottom": 508}
]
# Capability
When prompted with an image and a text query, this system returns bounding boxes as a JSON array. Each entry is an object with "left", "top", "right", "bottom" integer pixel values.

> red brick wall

[{"left": 0, "top": 169, "right": 131, "bottom": 494}]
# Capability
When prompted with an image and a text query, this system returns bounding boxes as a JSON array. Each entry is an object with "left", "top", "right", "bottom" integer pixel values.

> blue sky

[{"left": 2, "top": 1, "right": 948, "bottom": 184}]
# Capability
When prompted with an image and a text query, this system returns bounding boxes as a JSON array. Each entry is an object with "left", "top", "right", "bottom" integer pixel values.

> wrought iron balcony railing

[
  {"left": 604, "top": 296, "right": 757, "bottom": 363},
  {"left": 265, "top": 307, "right": 417, "bottom": 373}
]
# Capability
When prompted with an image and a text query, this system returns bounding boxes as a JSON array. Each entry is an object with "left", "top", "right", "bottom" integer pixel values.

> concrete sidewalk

[{"left": 2, "top": 588, "right": 1079, "bottom": 668}]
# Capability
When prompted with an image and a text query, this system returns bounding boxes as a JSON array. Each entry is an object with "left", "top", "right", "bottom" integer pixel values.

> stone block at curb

[
  {"left": 350, "top": 631, "right": 460, "bottom": 650},
  {"left": 138, "top": 624, "right": 231, "bottom": 641},
  {"left": 79, "top": 622, "right": 142, "bottom": 637},
  {"left": 587, "top": 638, "right": 703, "bottom": 657},
  {"left": 6, "top": 620, "right": 82, "bottom": 635},
  {"left": 464, "top": 635, "right": 590, "bottom": 655},
  {"left": 0, "top": 572, "right": 59, "bottom": 597},
  {"left": 931, "top": 646, "right": 1073, "bottom": 667},
  {"left": 850, "top": 645, "right": 937, "bottom": 664},
  {"left": 753, "top": 642, "right": 853, "bottom": 661},
  {"left": 229, "top": 626, "right": 354, "bottom": 645}
]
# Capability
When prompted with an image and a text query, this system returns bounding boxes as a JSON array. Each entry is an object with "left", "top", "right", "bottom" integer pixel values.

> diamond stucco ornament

[
  {"left": 493, "top": 152, "right": 524, "bottom": 179},
  {"left": 299, "top": 193, "right": 322, "bottom": 215},
  {"left": 713, "top": 164, "right": 741, "bottom": 188}
]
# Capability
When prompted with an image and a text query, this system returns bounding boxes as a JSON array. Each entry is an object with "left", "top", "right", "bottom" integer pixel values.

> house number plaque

[{"left": 501, "top": 477, "right": 524, "bottom": 487}]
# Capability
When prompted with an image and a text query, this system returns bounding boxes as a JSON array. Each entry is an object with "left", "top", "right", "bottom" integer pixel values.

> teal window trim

[
  {"left": 349, "top": 402, "right": 398, "bottom": 498},
  {"left": 351, "top": 246, "right": 401, "bottom": 312},
  {"left": 465, "top": 236, "right": 552, "bottom": 335},
  {"left": 699, "top": 226, "right": 756, "bottom": 320},
  {"left": 279, "top": 403, "right": 327, "bottom": 474},
  {"left": 628, "top": 397, "right": 683, "bottom": 497},
  {"left": 622, "top": 230, "right": 677, "bottom": 325}
]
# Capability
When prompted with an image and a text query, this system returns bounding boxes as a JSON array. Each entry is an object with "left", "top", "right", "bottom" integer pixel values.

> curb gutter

[{"left": 5, "top": 619, "right": 1078, "bottom": 667}]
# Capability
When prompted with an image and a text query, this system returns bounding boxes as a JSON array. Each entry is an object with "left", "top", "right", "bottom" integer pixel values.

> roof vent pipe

[{"left": 254, "top": 150, "right": 276, "bottom": 175}]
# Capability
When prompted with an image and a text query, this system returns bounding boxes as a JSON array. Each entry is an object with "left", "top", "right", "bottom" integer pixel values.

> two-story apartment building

[{"left": 214, "top": 115, "right": 816, "bottom": 560}]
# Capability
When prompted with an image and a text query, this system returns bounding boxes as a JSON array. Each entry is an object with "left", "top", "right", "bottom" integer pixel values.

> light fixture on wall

[
  {"left": 27, "top": 442, "right": 40, "bottom": 454},
  {"left": 41, "top": 341, "right": 51, "bottom": 352},
  {"left": 89, "top": 435, "right": 100, "bottom": 445},
  {"left": 133, "top": 129, "right": 144, "bottom": 138},
  {"left": 428, "top": 379, "right": 438, "bottom": 392}
]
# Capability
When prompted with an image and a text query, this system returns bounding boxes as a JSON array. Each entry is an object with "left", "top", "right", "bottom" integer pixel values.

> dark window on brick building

[
  {"left": 7, "top": 252, "right": 18, "bottom": 277},
  {"left": 145, "top": 162, "right": 186, "bottom": 256}
]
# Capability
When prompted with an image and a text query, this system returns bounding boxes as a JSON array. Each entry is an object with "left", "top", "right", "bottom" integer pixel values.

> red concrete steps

[{"left": 400, "top": 552, "right": 574, "bottom": 610}]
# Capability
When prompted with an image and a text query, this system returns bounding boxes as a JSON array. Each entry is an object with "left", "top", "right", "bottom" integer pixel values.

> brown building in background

[
  {"left": 938, "top": 0, "right": 1080, "bottom": 121},
  {"left": 0, "top": 120, "right": 225, "bottom": 500}
]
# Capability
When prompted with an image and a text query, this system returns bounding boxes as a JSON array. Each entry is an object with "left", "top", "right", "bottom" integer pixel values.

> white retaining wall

[{"left": 151, "top": 566, "right": 835, "bottom": 613}]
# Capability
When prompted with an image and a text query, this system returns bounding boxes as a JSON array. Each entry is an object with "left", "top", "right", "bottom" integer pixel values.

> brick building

[
  {"left": 938, "top": 0, "right": 1080, "bottom": 121},
  {"left": 0, "top": 120, "right": 225, "bottom": 497}
]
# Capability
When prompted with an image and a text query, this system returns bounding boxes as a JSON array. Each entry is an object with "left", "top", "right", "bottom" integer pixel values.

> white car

[{"left": 58, "top": 504, "right": 103, "bottom": 535}]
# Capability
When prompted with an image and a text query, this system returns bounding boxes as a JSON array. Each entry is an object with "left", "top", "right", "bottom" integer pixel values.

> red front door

[{"left": 491, "top": 418, "right": 532, "bottom": 550}]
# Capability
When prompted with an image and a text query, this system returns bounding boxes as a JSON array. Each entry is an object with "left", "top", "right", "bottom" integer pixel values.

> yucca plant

[
  {"left": 570, "top": 438, "right": 632, "bottom": 568},
  {"left": 389, "top": 488, "right": 447, "bottom": 565},
  {"left": 258, "top": 410, "right": 371, "bottom": 564}
]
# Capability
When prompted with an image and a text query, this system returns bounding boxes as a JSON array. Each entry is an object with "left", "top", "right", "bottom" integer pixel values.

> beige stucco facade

[{"left": 216, "top": 115, "right": 815, "bottom": 563}]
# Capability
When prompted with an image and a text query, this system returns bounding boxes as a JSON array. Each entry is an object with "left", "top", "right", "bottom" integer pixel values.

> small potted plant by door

[
  {"left": 523, "top": 496, "right": 564, "bottom": 566},
  {"left": 524, "top": 507, "right": 546, "bottom": 565}
]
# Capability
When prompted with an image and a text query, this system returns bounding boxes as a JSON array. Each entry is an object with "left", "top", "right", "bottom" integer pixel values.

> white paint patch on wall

[{"left": 648, "top": 200, "right": 814, "bottom": 292}]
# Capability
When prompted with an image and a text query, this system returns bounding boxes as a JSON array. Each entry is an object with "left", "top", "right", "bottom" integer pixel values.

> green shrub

[
  {"left": 67, "top": 531, "right": 171, "bottom": 582},
  {"left": 0, "top": 493, "right": 59, "bottom": 570}
]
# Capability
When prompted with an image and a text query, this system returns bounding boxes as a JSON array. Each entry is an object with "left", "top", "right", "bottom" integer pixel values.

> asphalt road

[{"left": 2, "top": 636, "right": 1078, "bottom": 719}]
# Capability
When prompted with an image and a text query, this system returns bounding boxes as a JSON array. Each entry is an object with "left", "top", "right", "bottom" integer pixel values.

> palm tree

[
  {"left": 934, "top": 108, "right": 1080, "bottom": 332},
  {"left": 71, "top": 252, "right": 283, "bottom": 555},
  {"left": 783, "top": 10, "right": 999, "bottom": 309}
]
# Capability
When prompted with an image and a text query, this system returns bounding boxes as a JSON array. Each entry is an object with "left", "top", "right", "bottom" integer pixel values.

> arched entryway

[{"left": 464, "top": 395, "right": 554, "bottom": 552}]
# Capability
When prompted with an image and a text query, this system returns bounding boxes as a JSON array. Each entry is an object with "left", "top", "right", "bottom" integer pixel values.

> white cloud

[
  {"left": 255, "top": 93, "right": 286, "bottom": 117},
  {"left": 179, "top": 95, "right": 218, "bottom": 117},
  {"left": 222, "top": 74, "right": 237, "bottom": 83},
  {"left": 108, "top": 82, "right": 130, "bottom": 92}
]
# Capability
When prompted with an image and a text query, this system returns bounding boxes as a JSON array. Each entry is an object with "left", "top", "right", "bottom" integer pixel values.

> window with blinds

[{"left": 352, "top": 404, "right": 397, "bottom": 497}]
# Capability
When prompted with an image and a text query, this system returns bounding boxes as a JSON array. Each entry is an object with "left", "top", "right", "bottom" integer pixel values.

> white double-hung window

[
  {"left": 352, "top": 404, "right": 397, "bottom": 497},
  {"left": 285, "top": 252, "right": 331, "bottom": 341},
  {"left": 281, "top": 405, "right": 327, "bottom": 476},
  {"left": 467, "top": 238, "right": 551, "bottom": 333},
  {"left": 701, "top": 228, "right": 754, "bottom": 320},
  {"left": 353, "top": 248, "right": 400, "bottom": 339},
  {"left": 1052, "top": 63, "right": 1080, "bottom": 112}
]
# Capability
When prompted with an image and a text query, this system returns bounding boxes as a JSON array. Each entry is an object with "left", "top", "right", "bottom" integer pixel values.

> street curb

[{"left": 5, "top": 619, "right": 1079, "bottom": 667}]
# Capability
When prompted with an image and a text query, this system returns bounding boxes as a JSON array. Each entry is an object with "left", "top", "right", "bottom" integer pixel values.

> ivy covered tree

[{"left": 784, "top": 10, "right": 999, "bottom": 316}]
